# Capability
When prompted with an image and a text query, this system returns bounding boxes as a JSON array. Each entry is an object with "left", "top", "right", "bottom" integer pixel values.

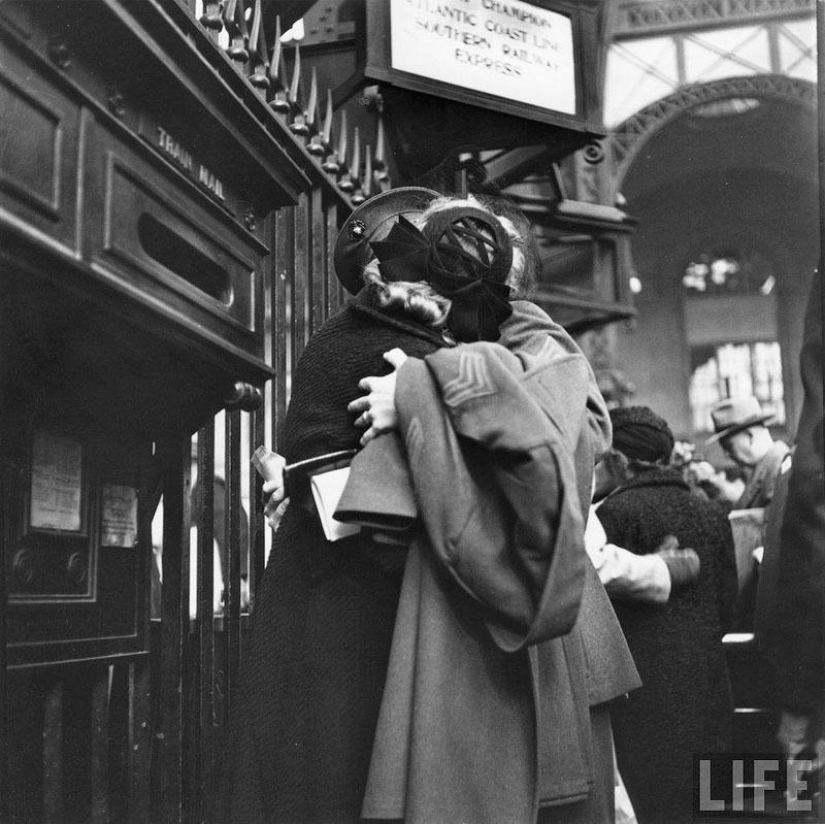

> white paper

[
  {"left": 101, "top": 485, "right": 138, "bottom": 547},
  {"left": 310, "top": 467, "right": 361, "bottom": 542}
]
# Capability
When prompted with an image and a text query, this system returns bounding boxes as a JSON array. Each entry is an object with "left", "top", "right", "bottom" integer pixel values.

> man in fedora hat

[
  {"left": 703, "top": 395, "right": 792, "bottom": 632},
  {"left": 706, "top": 395, "right": 791, "bottom": 510}
]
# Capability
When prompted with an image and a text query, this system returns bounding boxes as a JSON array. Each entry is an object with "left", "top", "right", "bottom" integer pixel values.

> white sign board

[{"left": 390, "top": 0, "right": 576, "bottom": 115}]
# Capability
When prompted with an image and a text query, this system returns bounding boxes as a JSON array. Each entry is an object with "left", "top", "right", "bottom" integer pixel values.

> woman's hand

[
  {"left": 260, "top": 456, "right": 289, "bottom": 532},
  {"left": 348, "top": 348, "right": 408, "bottom": 446}
]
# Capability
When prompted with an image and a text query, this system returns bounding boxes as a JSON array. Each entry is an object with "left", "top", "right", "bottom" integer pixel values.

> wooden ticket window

[{"left": 0, "top": 0, "right": 316, "bottom": 667}]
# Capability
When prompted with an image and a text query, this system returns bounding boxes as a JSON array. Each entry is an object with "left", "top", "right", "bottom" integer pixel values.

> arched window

[{"left": 684, "top": 250, "right": 785, "bottom": 433}]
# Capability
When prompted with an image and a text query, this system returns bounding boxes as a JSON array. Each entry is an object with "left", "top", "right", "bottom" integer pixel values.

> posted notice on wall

[
  {"left": 30, "top": 430, "right": 83, "bottom": 532},
  {"left": 101, "top": 485, "right": 138, "bottom": 548},
  {"left": 390, "top": 0, "right": 576, "bottom": 115}
]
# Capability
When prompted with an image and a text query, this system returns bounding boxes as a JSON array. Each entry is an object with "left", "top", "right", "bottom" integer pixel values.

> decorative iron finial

[
  {"left": 288, "top": 43, "right": 302, "bottom": 106},
  {"left": 305, "top": 69, "right": 318, "bottom": 132},
  {"left": 268, "top": 18, "right": 291, "bottom": 115},
  {"left": 374, "top": 115, "right": 390, "bottom": 186},
  {"left": 361, "top": 145, "right": 374, "bottom": 200},
  {"left": 224, "top": 0, "right": 250, "bottom": 66},
  {"left": 199, "top": 0, "right": 223, "bottom": 40},
  {"left": 248, "top": 0, "right": 270, "bottom": 93},
  {"left": 289, "top": 46, "right": 311, "bottom": 135},
  {"left": 340, "top": 128, "right": 359, "bottom": 195},
  {"left": 292, "top": 67, "right": 318, "bottom": 139},
  {"left": 336, "top": 110, "right": 348, "bottom": 171},
  {"left": 322, "top": 106, "right": 344, "bottom": 175},
  {"left": 322, "top": 150, "right": 341, "bottom": 175},
  {"left": 307, "top": 78, "right": 328, "bottom": 156}
]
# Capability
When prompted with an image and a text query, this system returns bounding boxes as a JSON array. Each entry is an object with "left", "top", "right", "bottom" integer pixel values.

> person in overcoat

[
  {"left": 223, "top": 190, "right": 638, "bottom": 824},
  {"left": 345, "top": 299, "right": 640, "bottom": 824},
  {"left": 758, "top": 272, "right": 825, "bottom": 774},
  {"left": 593, "top": 406, "right": 738, "bottom": 824}
]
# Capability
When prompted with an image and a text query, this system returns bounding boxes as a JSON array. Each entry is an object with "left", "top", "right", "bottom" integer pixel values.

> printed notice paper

[
  {"left": 30, "top": 430, "right": 83, "bottom": 532},
  {"left": 390, "top": 0, "right": 576, "bottom": 115},
  {"left": 101, "top": 485, "right": 138, "bottom": 547}
]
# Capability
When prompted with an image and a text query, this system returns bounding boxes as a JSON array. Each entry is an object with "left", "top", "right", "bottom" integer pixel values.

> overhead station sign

[{"left": 389, "top": 0, "right": 576, "bottom": 116}]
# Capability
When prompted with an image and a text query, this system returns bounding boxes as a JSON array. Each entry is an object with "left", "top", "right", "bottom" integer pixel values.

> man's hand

[
  {"left": 654, "top": 534, "right": 700, "bottom": 588},
  {"left": 347, "top": 348, "right": 408, "bottom": 446}
]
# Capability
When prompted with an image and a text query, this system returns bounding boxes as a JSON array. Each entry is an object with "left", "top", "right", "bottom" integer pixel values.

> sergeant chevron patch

[
  {"left": 442, "top": 350, "right": 496, "bottom": 407},
  {"left": 405, "top": 416, "right": 425, "bottom": 463}
]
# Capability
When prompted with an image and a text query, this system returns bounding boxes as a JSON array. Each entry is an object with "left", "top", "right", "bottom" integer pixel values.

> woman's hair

[
  {"left": 362, "top": 260, "right": 452, "bottom": 328},
  {"left": 362, "top": 195, "right": 534, "bottom": 328}
]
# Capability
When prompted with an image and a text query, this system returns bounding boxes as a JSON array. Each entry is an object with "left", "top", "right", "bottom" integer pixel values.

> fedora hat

[
  {"left": 333, "top": 187, "right": 441, "bottom": 294},
  {"left": 706, "top": 395, "right": 774, "bottom": 443}
]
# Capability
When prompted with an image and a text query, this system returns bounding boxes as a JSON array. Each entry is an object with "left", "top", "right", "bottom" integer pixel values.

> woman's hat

[
  {"left": 610, "top": 405, "right": 674, "bottom": 463},
  {"left": 706, "top": 395, "right": 774, "bottom": 444},
  {"left": 333, "top": 187, "right": 441, "bottom": 294}
]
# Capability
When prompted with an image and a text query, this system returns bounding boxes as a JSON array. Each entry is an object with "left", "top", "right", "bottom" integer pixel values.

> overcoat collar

[{"left": 609, "top": 466, "right": 689, "bottom": 497}]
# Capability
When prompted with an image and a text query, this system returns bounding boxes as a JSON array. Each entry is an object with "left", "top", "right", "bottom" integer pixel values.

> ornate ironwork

[
  {"left": 582, "top": 140, "right": 606, "bottom": 165},
  {"left": 319, "top": 92, "right": 341, "bottom": 172},
  {"left": 248, "top": 0, "right": 270, "bottom": 93},
  {"left": 223, "top": 0, "right": 250, "bottom": 66},
  {"left": 182, "top": 6, "right": 397, "bottom": 203},
  {"left": 199, "top": 0, "right": 223, "bottom": 40},
  {"left": 289, "top": 59, "right": 317, "bottom": 138},
  {"left": 343, "top": 130, "right": 362, "bottom": 200},
  {"left": 267, "top": 20, "right": 291, "bottom": 116},
  {"left": 614, "top": 0, "right": 814, "bottom": 39},
  {"left": 609, "top": 74, "right": 816, "bottom": 182}
]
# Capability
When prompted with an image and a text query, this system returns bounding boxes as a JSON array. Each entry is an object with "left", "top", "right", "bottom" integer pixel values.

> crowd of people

[{"left": 220, "top": 188, "right": 823, "bottom": 824}]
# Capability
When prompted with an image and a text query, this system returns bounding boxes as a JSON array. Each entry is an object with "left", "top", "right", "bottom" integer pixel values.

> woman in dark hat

[
  {"left": 593, "top": 406, "right": 739, "bottom": 824},
  {"left": 223, "top": 190, "right": 637, "bottom": 824}
]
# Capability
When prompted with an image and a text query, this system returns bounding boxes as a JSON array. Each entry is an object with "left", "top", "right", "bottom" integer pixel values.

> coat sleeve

[
  {"left": 500, "top": 300, "right": 612, "bottom": 462},
  {"left": 394, "top": 344, "right": 588, "bottom": 651}
]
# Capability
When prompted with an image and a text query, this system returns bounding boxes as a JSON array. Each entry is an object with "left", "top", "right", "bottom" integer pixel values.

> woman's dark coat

[
  {"left": 223, "top": 290, "right": 447, "bottom": 824},
  {"left": 595, "top": 467, "right": 738, "bottom": 824}
]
